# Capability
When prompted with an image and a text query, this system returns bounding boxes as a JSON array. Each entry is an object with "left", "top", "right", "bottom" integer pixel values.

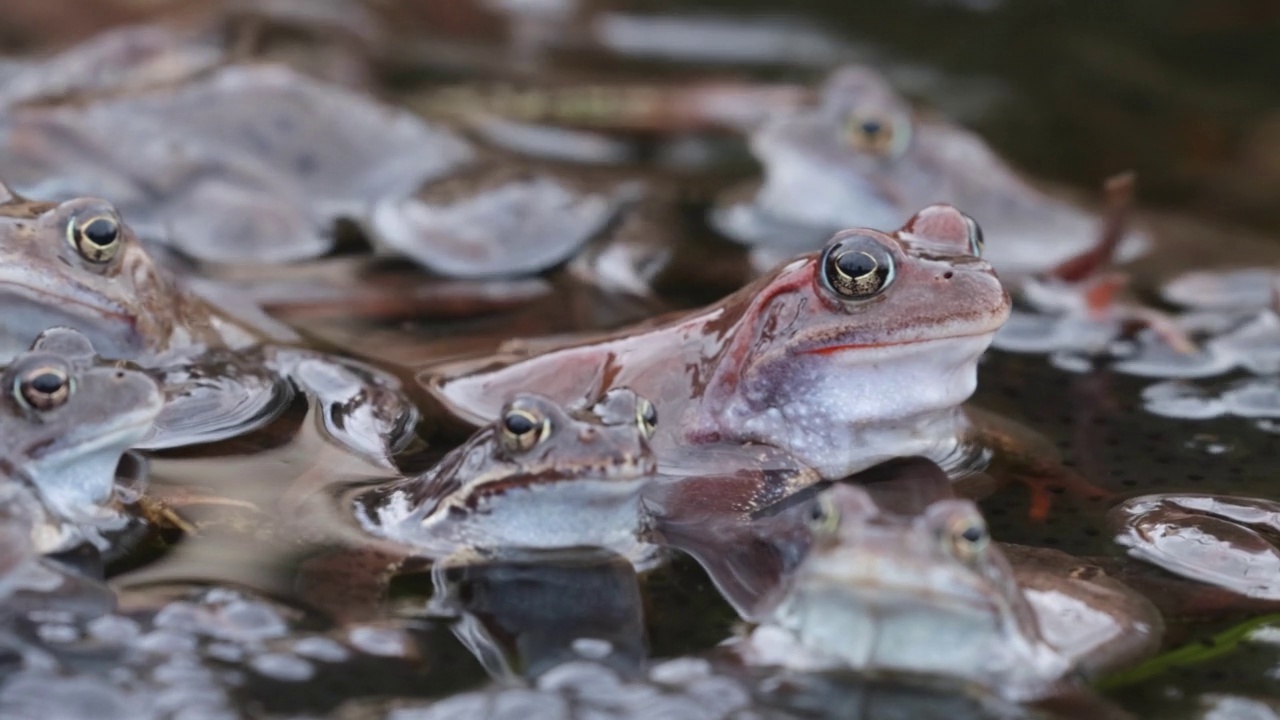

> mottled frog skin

[
  {"left": 357, "top": 389, "right": 658, "bottom": 564},
  {"left": 425, "top": 205, "right": 1010, "bottom": 483}
]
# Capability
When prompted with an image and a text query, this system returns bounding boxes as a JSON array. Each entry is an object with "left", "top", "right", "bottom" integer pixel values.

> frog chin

[
  {"left": 711, "top": 332, "right": 994, "bottom": 480},
  {"left": 768, "top": 575, "right": 1069, "bottom": 700},
  {"left": 26, "top": 417, "right": 155, "bottom": 519}
]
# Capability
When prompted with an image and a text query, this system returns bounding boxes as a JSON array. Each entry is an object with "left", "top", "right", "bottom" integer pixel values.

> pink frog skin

[{"left": 422, "top": 204, "right": 1011, "bottom": 483}]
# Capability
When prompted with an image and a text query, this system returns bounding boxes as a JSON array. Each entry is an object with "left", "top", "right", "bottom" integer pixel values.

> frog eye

[
  {"left": 66, "top": 214, "right": 123, "bottom": 263},
  {"left": 805, "top": 495, "right": 840, "bottom": 536},
  {"left": 501, "top": 408, "right": 550, "bottom": 452},
  {"left": 635, "top": 398, "right": 657, "bottom": 439},
  {"left": 943, "top": 513, "right": 990, "bottom": 563},
  {"left": 820, "top": 234, "right": 895, "bottom": 300},
  {"left": 14, "top": 366, "right": 73, "bottom": 411},
  {"left": 845, "top": 112, "right": 911, "bottom": 157},
  {"left": 964, "top": 214, "right": 984, "bottom": 257}
]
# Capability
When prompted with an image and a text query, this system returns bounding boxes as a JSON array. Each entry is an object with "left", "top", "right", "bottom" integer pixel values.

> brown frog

[
  {"left": 423, "top": 205, "right": 1010, "bottom": 489},
  {"left": 712, "top": 65, "right": 1151, "bottom": 278},
  {"left": 0, "top": 184, "right": 416, "bottom": 464}
]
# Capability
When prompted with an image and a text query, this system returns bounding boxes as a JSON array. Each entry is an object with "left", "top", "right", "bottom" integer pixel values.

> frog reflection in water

[
  {"left": 0, "top": 331, "right": 164, "bottom": 553},
  {"left": 426, "top": 204, "right": 1010, "bottom": 491},
  {"left": 733, "top": 480, "right": 1162, "bottom": 703},
  {"left": 356, "top": 388, "right": 659, "bottom": 565},
  {"left": 0, "top": 184, "right": 415, "bottom": 461},
  {"left": 712, "top": 65, "right": 1149, "bottom": 277}
]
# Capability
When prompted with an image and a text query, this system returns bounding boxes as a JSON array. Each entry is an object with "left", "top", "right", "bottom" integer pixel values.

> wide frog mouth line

[
  {"left": 797, "top": 548, "right": 1009, "bottom": 619},
  {"left": 799, "top": 328, "right": 1003, "bottom": 356},
  {"left": 0, "top": 264, "right": 133, "bottom": 324}
]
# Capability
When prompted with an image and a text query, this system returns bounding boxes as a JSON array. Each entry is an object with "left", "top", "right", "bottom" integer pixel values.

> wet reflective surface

[{"left": 0, "top": 1, "right": 1279, "bottom": 718}]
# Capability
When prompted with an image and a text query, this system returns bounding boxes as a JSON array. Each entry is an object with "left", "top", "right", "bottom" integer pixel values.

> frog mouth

[
  {"left": 801, "top": 329, "right": 999, "bottom": 356},
  {"left": 0, "top": 267, "right": 133, "bottom": 325}
]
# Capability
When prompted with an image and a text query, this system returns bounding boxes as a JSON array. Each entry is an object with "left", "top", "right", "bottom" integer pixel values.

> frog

[
  {"left": 728, "top": 481, "right": 1163, "bottom": 704},
  {"left": 0, "top": 185, "right": 417, "bottom": 465},
  {"left": 0, "top": 329, "right": 164, "bottom": 554},
  {"left": 422, "top": 204, "right": 1011, "bottom": 488},
  {"left": 0, "top": 63, "right": 466, "bottom": 265},
  {"left": 128, "top": 390, "right": 662, "bottom": 628},
  {"left": 710, "top": 65, "right": 1150, "bottom": 278},
  {"left": 354, "top": 388, "right": 660, "bottom": 566},
  {"left": 2, "top": 55, "right": 650, "bottom": 282}
]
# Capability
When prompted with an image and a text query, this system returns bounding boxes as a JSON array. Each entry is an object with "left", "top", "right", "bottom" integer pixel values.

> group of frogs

[{"left": 1, "top": 4, "right": 1279, "bottom": 718}]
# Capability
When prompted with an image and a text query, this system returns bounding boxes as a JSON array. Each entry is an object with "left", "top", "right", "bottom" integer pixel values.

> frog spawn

[{"left": 0, "top": 586, "right": 420, "bottom": 720}]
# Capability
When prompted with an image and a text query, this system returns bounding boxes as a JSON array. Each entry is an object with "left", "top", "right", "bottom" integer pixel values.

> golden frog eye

[
  {"left": 15, "top": 365, "right": 73, "bottom": 411},
  {"left": 944, "top": 513, "right": 990, "bottom": 563},
  {"left": 820, "top": 234, "right": 895, "bottom": 300},
  {"left": 964, "top": 214, "right": 984, "bottom": 257},
  {"left": 636, "top": 398, "right": 657, "bottom": 439},
  {"left": 805, "top": 495, "right": 840, "bottom": 536},
  {"left": 845, "top": 112, "right": 910, "bottom": 157},
  {"left": 66, "top": 214, "right": 122, "bottom": 263},
  {"left": 501, "top": 408, "right": 550, "bottom": 452}
]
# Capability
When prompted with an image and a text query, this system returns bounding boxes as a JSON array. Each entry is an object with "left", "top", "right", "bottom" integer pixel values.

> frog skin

[
  {"left": 737, "top": 482, "right": 1162, "bottom": 703},
  {"left": 711, "top": 65, "right": 1150, "bottom": 278},
  {"left": 355, "top": 388, "right": 659, "bottom": 565},
  {"left": 423, "top": 204, "right": 1011, "bottom": 484},
  {"left": 0, "top": 185, "right": 416, "bottom": 464},
  {"left": 0, "top": 331, "right": 164, "bottom": 552}
]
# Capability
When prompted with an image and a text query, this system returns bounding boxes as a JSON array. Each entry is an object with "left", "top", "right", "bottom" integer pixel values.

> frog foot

[{"left": 1014, "top": 469, "right": 1115, "bottom": 523}]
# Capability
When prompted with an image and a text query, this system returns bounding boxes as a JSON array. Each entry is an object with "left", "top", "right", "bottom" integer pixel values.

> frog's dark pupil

[
  {"left": 961, "top": 526, "right": 985, "bottom": 544},
  {"left": 860, "top": 120, "right": 882, "bottom": 137},
  {"left": 29, "top": 372, "right": 65, "bottom": 395},
  {"left": 82, "top": 218, "right": 118, "bottom": 247},
  {"left": 835, "top": 249, "right": 877, "bottom": 279},
  {"left": 504, "top": 412, "right": 537, "bottom": 436},
  {"left": 643, "top": 404, "right": 657, "bottom": 426}
]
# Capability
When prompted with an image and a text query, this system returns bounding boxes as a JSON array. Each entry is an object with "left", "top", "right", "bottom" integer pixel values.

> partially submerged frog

[
  {"left": 0, "top": 185, "right": 417, "bottom": 464},
  {"left": 711, "top": 65, "right": 1150, "bottom": 277},
  {"left": 733, "top": 482, "right": 1163, "bottom": 703},
  {"left": 1, "top": 63, "right": 464, "bottom": 265},
  {"left": 355, "top": 388, "right": 659, "bottom": 565},
  {"left": 423, "top": 205, "right": 1010, "bottom": 486},
  {"left": 0, "top": 331, "right": 164, "bottom": 553}
]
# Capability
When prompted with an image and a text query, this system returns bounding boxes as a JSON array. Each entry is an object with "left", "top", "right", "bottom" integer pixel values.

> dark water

[{"left": 6, "top": 1, "right": 1280, "bottom": 718}]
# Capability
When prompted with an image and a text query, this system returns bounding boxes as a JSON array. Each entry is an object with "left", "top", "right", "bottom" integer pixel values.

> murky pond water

[{"left": 1, "top": 1, "right": 1280, "bottom": 718}]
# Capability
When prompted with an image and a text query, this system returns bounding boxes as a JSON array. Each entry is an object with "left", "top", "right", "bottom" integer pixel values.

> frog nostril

[
  {"left": 943, "top": 271, "right": 954, "bottom": 280},
  {"left": 579, "top": 428, "right": 597, "bottom": 443}
]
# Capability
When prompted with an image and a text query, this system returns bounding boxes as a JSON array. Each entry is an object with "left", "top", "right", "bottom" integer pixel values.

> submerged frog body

[
  {"left": 0, "top": 330, "right": 163, "bottom": 550},
  {"left": 356, "top": 389, "right": 658, "bottom": 564},
  {"left": 0, "top": 186, "right": 416, "bottom": 464},
  {"left": 425, "top": 205, "right": 1010, "bottom": 483},
  {"left": 712, "top": 65, "right": 1150, "bottom": 277},
  {"left": 744, "top": 482, "right": 1161, "bottom": 702}
]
